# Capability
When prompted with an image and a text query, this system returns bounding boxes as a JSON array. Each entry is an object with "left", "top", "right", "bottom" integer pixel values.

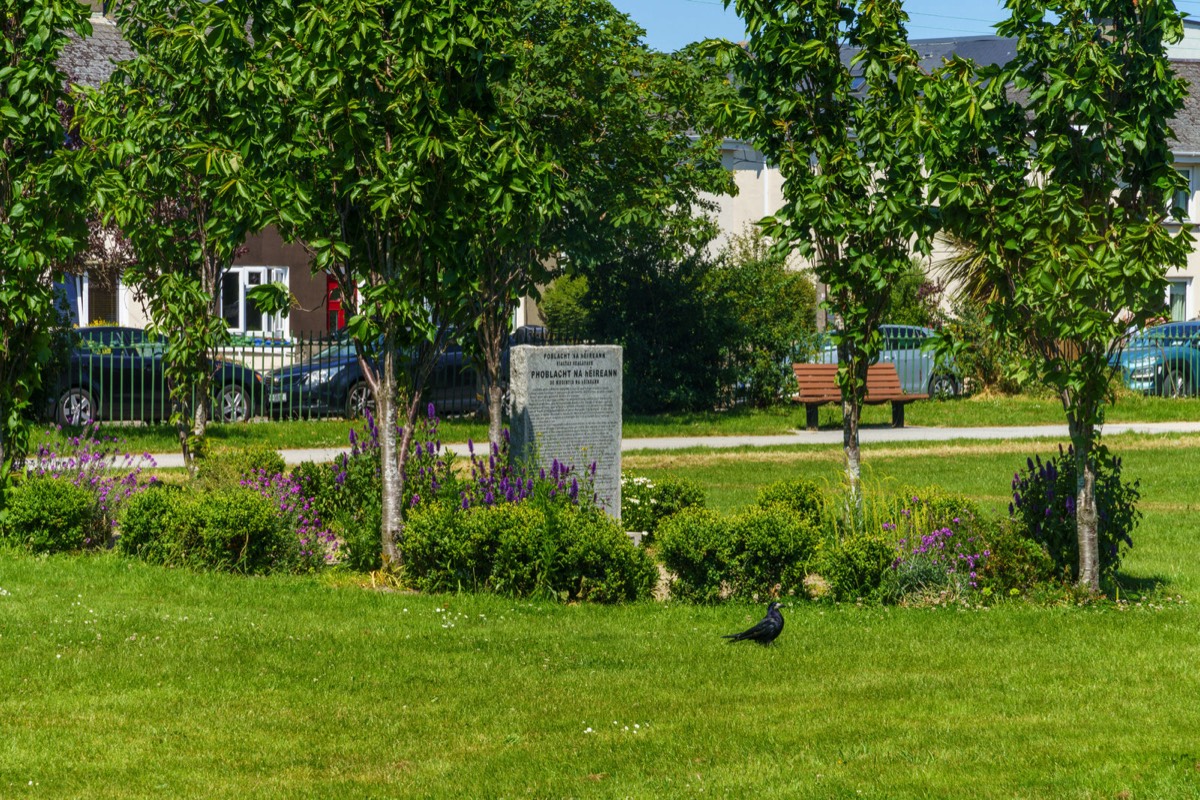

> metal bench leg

[
  {"left": 892, "top": 402, "right": 905, "bottom": 428},
  {"left": 806, "top": 404, "right": 819, "bottom": 431}
]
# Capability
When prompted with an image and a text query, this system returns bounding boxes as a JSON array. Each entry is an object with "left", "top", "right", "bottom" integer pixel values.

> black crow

[{"left": 723, "top": 601, "right": 784, "bottom": 644}]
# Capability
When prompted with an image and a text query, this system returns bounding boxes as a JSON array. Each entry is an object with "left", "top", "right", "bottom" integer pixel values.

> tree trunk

[
  {"left": 1069, "top": 418, "right": 1100, "bottom": 593},
  {"left": 379, "top": 340, "right": 404, "bottom": 569},
  {"left": 192, "top": 362, "right": 210, "bottom": 438},
  {"left": 842, "top": 393, "right": 862, "bottom": 514},
  {"left": 0, "top": 399, "right": 7, "bottom": 486},
  {"left": 840, "top": 342, "right": 866, "bottom": 520},
  {"left": 487, "top": 381, "right": 504, "bottom": 447}
]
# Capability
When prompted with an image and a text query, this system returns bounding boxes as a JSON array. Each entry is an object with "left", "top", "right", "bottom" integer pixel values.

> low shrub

[
  {"left": 191, "top": 489, "right": 294, "bottom": 573},
  {"left": 404, "top": 501, "right": 655, "bottom": 602},
  {"left": 976, "top": 518, "right": 1056, "bottom": 595},
  {"left": 621, "top": 473, "right": 706, "bottom": 538},
  {"left": 117, "top": 483, "right": 183, "bottom": 561},
  {"left": 1010, "top": 444, "right": 1140, "bottom": 582},
  {"left": 657, "top": 508, "right": 734, "bottom": 603},
  {"left": 816, "top": 534, "right": 894, "bottom": 602},
  {"left": 118, "top": 483, "right": 331, "bottom": 574},
  {"left": 0, "top": 477, "right": 106, "bottom": 553},
  {"left": 755, "top": 478, "right": 824, "bottom": 525},
  {"left": 729, "top": 504, "right": 819, "bottom": 599},
  {"left": 196, "top": 445, "right": 286, "bottom": 489}
]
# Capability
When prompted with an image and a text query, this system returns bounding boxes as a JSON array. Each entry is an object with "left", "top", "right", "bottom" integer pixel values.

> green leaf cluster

[{"left": 0, "top": 0, "right": 91, "bottom": 487}]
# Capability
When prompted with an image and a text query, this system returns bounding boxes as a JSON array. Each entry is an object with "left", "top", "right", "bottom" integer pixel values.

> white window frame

[
  {"left": 63, "top": 272, "right": 126, "bottom": 327},
  {"left": 221, "top": 265, "right": 290, "bottom": 337},
  {"left": 1173, "top": 166, "right": 1194, "bottom": 221},
  {"left": 1167, "top": 277, "right": 1194, "bottom": 322}
]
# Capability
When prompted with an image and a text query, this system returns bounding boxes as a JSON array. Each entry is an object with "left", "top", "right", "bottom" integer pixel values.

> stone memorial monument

[{"left": 509, "top": 344, "right": 622, "bottom": 517}]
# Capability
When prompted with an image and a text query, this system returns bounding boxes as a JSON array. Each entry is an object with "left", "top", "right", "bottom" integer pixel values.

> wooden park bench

[{"left": 791, "top": 363, "right": 928, "bottom": 431}]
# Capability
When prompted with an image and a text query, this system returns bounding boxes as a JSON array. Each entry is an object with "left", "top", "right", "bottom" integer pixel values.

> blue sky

[{"left": 606, "top": 0, "right": 1028, "bottom": 52}]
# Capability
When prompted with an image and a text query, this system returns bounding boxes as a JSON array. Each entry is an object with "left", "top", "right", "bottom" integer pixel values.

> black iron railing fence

[
  {"left": 44, "top": 326, "right": 557, "bottom": 427},
  {"left": 41, "top": 322, "right": 1200, "bottom": 428}
]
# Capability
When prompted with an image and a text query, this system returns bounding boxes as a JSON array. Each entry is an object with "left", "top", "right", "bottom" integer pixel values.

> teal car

[{"left": 1115, "top": 321, "right": 1200, "bottom": 398}]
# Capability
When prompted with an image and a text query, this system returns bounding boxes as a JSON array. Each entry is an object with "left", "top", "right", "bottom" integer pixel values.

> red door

[{"left": 326, "top": 274, "right": 345, "bottom": 331}]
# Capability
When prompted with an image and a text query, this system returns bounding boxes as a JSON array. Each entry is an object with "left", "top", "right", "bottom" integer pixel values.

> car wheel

[
  {"left": 1161, "top": 368, "right": 1191, "bottom": 398},
  {"left": 346, "top": 382, "right": 375, "bottom": 419},
  {"left": 57, "top": 388, "right": 97, "bottom": 427},
  {"left": 215, "top": 384, "right": 251, "bottom": 423},
  {"left": 927, "top": 373, "right": 959, "bottom": 399}
]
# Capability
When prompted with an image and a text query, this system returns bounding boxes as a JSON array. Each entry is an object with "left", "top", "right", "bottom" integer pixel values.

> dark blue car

[
  {"left": 49, "top": 326, "right": 266, "bottom": 426},
  {"left": 266, "top": 326, "right": 547, "bottom": 419}
]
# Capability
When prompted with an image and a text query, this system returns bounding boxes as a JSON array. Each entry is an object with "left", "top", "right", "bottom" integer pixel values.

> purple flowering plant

[
  {"left": 27, "top": 420, "right": 157, "bottom": 535},
  {"left": 240, "top": 468, "right": 339, "bottom": 567},
  {"left": 1009, "top": 444, "right": 1140, "bottom": 582},
  {"left": 890, "top": 524, "right": 991, "bottom": 597},
  {"left": 456, "top": 429, "right": 595, "bottom": 512}
]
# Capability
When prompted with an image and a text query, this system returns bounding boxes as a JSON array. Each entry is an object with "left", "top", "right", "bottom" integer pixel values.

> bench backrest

[
  {"left": 792, "top": 364, "right": 841, "bottom": 402},
  {"left": 792, "top": 361, "right": 911, "bottom": 401}
]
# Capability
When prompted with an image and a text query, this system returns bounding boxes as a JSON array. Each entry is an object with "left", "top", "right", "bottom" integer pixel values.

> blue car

[{"left": 1114, "top": 321, "right": 1200, "bottom": 398}]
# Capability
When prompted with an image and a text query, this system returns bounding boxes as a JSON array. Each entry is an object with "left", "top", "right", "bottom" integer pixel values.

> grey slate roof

[
  {"left": 842, "top": 35, "right": 1017, "bottom": 73},
  {"left": 58, "top": 14, "right": 133, "bottom": 89}
]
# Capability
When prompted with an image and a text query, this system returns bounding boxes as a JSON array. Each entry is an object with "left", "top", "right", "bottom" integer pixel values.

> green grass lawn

[
  {"left": 5, "top": 433, "right": 1200, "bottom": 797},
  {"left": 34, "top": 392, "right": 1200, "bottom": 456}
]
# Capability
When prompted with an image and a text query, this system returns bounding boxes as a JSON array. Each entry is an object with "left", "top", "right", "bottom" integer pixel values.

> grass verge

[
  {"left": 4, "top": 433, "right": 1200, "bottom": 797},
  {"left": 34, "top": 392, "right": 1200, "bottom": 456},
  {"left": 1, "top": 553, "right": 1196, "bottom": 799}
]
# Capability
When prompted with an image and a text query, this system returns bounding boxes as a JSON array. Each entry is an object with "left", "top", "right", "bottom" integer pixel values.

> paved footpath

[{"left": 143, "top": 421, "right": 1200, "bottom": 469}]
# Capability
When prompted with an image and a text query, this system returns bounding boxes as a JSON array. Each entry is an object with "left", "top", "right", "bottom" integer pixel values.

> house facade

[
  {"left": 58, "top": 9, "right": 337, "bottom": 339},
  {"left": 712, "top": 31, "right": 1200, "bottom": 325}
]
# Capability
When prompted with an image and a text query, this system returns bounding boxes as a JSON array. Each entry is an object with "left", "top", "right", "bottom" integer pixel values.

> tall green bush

[
  {"left": 709, "top": 227, "right": 818, "bottom": 406},
  {"left": 539, "top": 274, "right": 592, "bottom": 341}
]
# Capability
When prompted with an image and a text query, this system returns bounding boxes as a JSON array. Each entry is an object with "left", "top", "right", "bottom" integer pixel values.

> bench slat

[{"left": 791, "top": 361, "right": 928, "bottom": 430}]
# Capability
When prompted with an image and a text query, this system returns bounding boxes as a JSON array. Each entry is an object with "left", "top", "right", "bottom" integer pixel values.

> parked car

[
  {"left": 1114, "top": 321, "right": 1200, "bottom": 398},
  {"left": 47, "top": 326, "right": 266, "bottom": 426},
  {"left": 816, "top": 324, "right": 961, "bottom": 397},
  {"left": 266, "top": 326, "right": 548, "bottom": 419}
]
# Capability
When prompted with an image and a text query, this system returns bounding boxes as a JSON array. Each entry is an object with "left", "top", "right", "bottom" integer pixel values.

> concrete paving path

[{"left": 141, "top": 420, "right": 1200, "bottom": 469}]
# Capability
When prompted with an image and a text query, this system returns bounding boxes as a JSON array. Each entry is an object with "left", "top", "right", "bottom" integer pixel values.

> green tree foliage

[
  {"left": 0, "top": 0, "right": 91, "bottom": 490},
  {"left": 584, "top": 234, "right": 727, "bottom": 413},
  {"left": 709, "top": 227, "right": 818, "bottom": 406},
  {"left": 265, "top": 0, "right": 555, "bottom": 568},
  {"left": 539, "top": 274, "right": 592, "bottom": 341},
  {"left": 78, "top": 0, "right": 270, "bottom": 468},
  {"left": 715, "top": 0, "right": 935, "bottom": 506},
  {"left": 923, "top": 0, "right": 1192, "bottom": 590},
  {"left": 465, "top": 0, "right": 733, "bottom": 438}
]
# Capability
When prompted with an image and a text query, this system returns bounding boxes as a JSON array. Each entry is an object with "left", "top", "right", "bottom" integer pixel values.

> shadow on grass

[{"left": 1113, "top": 573, "right": 1172, "bottom": 595}]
